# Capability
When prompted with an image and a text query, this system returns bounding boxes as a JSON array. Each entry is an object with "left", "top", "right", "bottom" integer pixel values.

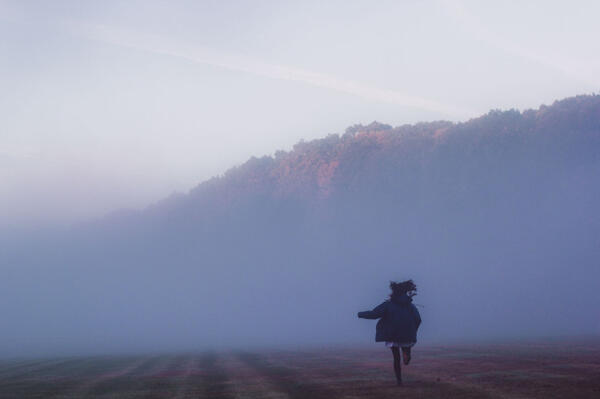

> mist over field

[
  {"left": 2, "top": 2, "right": 600, "bottom": 374},
  {"left": 2, "top": 95, "right": 599, "bottom": 358}
]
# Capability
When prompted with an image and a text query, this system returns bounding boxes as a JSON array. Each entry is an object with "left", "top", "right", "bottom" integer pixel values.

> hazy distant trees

[{"left": 2, "top": 94, "right": 599, "bottom": 356}]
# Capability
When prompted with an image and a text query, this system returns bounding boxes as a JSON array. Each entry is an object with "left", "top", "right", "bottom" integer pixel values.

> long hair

[{"left": 389, "top": 279, "right": 417, "bottom": 298}]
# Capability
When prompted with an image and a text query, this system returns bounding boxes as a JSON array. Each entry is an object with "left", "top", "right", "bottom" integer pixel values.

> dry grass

[{"left": 0, "top": 340, "right": 599, "bottom": 398}]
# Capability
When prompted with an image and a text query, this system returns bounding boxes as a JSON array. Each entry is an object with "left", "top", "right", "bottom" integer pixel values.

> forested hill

[
  {"left": 2, "top": 94, "right": 600, "bottom": 356},
  {"left": 145, "top": 94, "right": 600, "bottom": 227}
]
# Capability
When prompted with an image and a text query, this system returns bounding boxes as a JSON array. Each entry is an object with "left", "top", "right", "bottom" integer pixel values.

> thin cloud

[
  {"left": 70, "top": 22, "right": 473, "bottom": 119},
  {"left": 439, "top": 0, "right": 600, "bottom": 88}
]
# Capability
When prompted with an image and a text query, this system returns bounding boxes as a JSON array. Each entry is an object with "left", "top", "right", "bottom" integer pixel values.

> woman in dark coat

[{"left": 357, "top": 280, "right": 421, "bottom": 386}]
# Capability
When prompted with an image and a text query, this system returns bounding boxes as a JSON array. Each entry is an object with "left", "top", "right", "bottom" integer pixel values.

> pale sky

[{"left": 1, "top": 0, "right": 599, "bottom": 227}]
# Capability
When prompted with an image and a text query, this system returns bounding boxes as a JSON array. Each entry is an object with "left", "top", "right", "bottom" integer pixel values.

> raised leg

[
  {"left": 401, "top": 346, "right": 412, "bottom": 365},
  {"left": 390, "top": 347, "right": 402, "bottom": 386}
]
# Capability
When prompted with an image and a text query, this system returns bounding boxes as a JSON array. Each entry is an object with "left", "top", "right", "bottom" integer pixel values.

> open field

[{"left": 0, "top": 341, "right": 599, "bottom": 398}]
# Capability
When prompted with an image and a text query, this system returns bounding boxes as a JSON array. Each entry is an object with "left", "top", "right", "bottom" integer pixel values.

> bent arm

[{"left": 357, "top": 302, "right": 387, "bottom": 319}]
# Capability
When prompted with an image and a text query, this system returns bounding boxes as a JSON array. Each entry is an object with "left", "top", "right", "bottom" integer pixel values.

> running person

[{"left": 357, "top": 280, "right": 421, "bottom": 386}]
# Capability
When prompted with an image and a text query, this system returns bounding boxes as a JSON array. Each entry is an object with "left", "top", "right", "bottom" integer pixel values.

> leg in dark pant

[
  {"left": 390, "top": 347, "right": 402, "bottom": 385},
  {"left": 402, "top": 346, "right": 412, "bottom": 365}
]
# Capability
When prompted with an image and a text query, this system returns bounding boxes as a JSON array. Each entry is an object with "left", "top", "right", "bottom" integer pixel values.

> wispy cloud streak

[
  {"left": 439, "top": 0, "right": 600, "bottom": 88},
  {"left": 72, "top": 23, "right": 473, "bottom": 119}
]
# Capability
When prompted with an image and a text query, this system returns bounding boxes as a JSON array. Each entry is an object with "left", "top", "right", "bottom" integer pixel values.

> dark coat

[{"left": 358, "top": 294, "right": 421, "bottom": 343}]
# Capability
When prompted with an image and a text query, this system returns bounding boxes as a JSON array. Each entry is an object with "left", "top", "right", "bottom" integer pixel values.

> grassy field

[{"left": 0, "top": 341, "right": 599, "bottom": 398}]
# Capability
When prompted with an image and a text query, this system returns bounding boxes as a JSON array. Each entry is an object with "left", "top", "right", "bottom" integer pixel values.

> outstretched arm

[{"left": 357, "top": 302, "right": 387, "bottom": 319}]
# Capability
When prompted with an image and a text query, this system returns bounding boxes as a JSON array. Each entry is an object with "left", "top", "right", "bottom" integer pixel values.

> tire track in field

[
  {"left": 0, "top": 357, "right": 81, "bottom": 381},
  {"left": 0, "top": 358, "right": 74, "bottom": 380},
  {"left": 0, "top": 359, "right": 52, "bottom": 377},
  {"left": 219, "top": 352, "right": 288, "bottom": 399},
  {"left": 172, "top": 355, "right": 199, "bottom": 399},
  {"left": 133, "top": 354, "right": 188, "bottom": 397},
  {"left": 197, "top": 352, "right": 235, "bottom": 399},
  {"left": 166, "top": 352, "right": 235, "bottom": 399},
  {"left": 83, "top": 355, "right": 167, "bottom": 396},
  {"left": 236, "top": 352, "right": 343, "bottom": 399},
  {"left": 55, "top": 355, "right": 184, "bottom": 398},
  {"left": 0, "top": 357, "right": 123, "bottom": 398},
  {"left": 0, "top": 358, "right": 76, "bottom": 398},
  {"left": 65, "top": 356, "right": 150, "bottom": 397}
]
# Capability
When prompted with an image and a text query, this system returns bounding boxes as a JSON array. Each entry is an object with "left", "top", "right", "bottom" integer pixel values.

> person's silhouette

[{"left": 358, "top": 280, "right": 421, "bottom": 386}]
